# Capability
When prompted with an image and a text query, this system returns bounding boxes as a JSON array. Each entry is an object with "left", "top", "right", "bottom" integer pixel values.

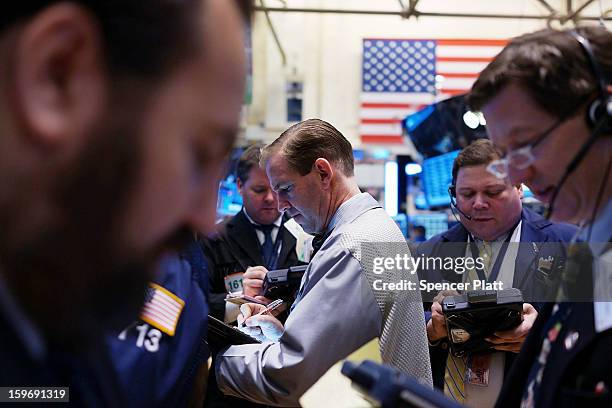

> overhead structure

[{"left": 254, "top": 0, "right": 612, "bottom": 24}]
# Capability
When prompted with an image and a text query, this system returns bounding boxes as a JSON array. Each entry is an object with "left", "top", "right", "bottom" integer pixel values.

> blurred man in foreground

[{"left": 0, "top": 0, "right": 250, "bottom": 404}]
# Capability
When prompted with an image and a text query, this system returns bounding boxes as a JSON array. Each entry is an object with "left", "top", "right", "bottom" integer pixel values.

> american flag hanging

[{"left": 359, "top": 38, "right": 507, "bottom": 144}]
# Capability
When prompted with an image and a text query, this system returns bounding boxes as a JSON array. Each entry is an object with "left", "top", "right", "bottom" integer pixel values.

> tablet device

[
  {"left": 207, "top": 315, "right": 262, "bottom": 347},
  {"left": 442, "top": 289, "right": 523, "bottom": 357}
]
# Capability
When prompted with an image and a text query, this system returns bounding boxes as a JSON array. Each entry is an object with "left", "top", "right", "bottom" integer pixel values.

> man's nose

[
  {"left": 263, "top": 189, "right": 276, "bottom": 203},
  {"left": 507, "top": 164, "right": 532, "bottom": 186},
  {"left": 472, "top": 193, "right": 489, "bottom": 209},
  {"left": 277, "top": 197, "right": 291, "bottom": 212}
]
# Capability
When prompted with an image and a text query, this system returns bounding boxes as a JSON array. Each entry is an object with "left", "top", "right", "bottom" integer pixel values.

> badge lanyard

[{"left": 468, "top": 222, "right": 518, "bottom": 283}]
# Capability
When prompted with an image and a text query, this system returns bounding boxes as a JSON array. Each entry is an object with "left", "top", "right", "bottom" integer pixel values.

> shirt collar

[
  {"left": 327, "top": 192, "right": 378, "bottom": 232},
  {"left": 470, "top": 220, "right": 522, "bottom": 245},
  {"left": 243, "top": 208, "right": 283, "bottom": 228}
]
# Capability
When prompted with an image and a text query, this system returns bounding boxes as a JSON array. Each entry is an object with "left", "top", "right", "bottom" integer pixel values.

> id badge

[
  {"left": 466, "top": 354, "right": 491, "bottom": 386},
  {"left": 224, "top": 272, "right": 244, "bottom": 293}
]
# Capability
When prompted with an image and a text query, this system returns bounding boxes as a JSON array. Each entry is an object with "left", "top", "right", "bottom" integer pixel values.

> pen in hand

[{"left": 240, "top": 299, "right": 284, "bottom": 328}]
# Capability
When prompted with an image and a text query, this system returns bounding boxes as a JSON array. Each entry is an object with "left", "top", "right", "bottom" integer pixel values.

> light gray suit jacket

[{"left": 216, "top": 193, "right": 432, "bottom": 406}]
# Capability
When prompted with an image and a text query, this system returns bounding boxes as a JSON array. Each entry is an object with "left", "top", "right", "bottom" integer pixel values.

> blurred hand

[
  {"left": 486, "top": 303, "right": 538, "bottom": 353},
  {"left": 427, "top": 301, "right": 448, "bottom": 342},
  {"left": 426, "top": 290, "right": 459, "bottom": 342},
  {"left": 242, "top": 266, "right": 268, "bottom": 298},
  {"left": 433, "top": 290, "right": 460, "bottom": 304},
  {"left": 237, "top": 303, "right": 284, "bottom": 342}
]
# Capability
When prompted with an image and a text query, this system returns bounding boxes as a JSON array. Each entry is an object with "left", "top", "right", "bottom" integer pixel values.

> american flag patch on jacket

[{"left": 139, "top": 283, "right": 185, "bottom": 336}]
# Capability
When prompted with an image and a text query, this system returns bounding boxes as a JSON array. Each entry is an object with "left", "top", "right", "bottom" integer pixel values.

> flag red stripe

[
  {"left": 437, "top": 56, "right": 493, "bottom": 63},
  {"left": 145, "top": 304, "right": 176, "bottom": 324},
  {"left": 438, "top": 88, "right": 469, "bottom": 95},
  {"left": 437, "top": 39, "right": 507, "bottom": 46},
  {"left": 361, "top": 118, "right": 402, "bottom": 124},
  {"left": 142, "top": 309, "right": 174, "bottom": 327},
  {"left": 153, "top": 294, "right": 181, "bottom": 312},
  {"left": 361, "top": 135, "right": 404, "bottom": 144},
  {"left": 436, "top": 72, "right": 480, "bottom": 78},
  {"left": 362, "top": 102, "right": 414, "bottom": 109},
  {"left": 146, "top": 299, "right": 179, "bottom": 320},
  {"left": 142, "top": 310, "right": 173, "bottom": 327}
]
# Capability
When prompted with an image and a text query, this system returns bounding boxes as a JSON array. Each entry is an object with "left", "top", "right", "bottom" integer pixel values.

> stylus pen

[{"left": 240, "top": 299, "right": 284, "bottom": 327}]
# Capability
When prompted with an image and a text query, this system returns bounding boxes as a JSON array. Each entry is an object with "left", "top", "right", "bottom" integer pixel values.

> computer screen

[
  {"left": 411, "top": 213, "right": 449, "bottom": 239},
  {"left": 421, "top": 150, "right": 460, "bottom": 208},
  {"left": 216, "top": 147, "right": 245, "bottom": 218},
  {"left": 217, "top": 176, "right": 243, "bottom": 217}
]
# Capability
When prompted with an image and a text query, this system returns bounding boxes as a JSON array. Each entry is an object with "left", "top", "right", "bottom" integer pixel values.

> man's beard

[{"left": 0, "top": 99, "right": 188, "bottom": 349}]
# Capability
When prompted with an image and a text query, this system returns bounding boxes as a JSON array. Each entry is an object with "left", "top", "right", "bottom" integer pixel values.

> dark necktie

[
  {"left": 311, "top": 228, "right": 334, "bottom": 257},
  {"left": 255, "top": 224, "right": 277, "bottom": 270}
]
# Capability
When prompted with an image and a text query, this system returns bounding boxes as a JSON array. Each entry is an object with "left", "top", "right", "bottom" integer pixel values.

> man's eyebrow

[
  {"left": 506, "top": 125, "right": 542, "bottom": 141},
  {"left": 458, "top": 183, "right": 506, "bottom": 191},
  {"left": 273, "top": 182, "right": 290, "bottom": 191}
]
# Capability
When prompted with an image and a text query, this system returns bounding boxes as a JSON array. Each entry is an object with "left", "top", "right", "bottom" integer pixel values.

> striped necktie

[{"left": 444, "top": 240, "right": 493, "bottom": 402}]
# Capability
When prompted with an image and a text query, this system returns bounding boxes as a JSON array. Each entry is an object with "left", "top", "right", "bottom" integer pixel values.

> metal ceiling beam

[
  {"left": 561, "top": 0, "right": 596, "bottom": 23},
  {"left": 534, "top": 0, "right": 556, "bottom": 14},
  {"left": 258, "top": 0, "right": 287, "bottom": 66},
  {"left": 405, "top": 0, "right": 421, "bottom": 18},
  {"left": 253, "top": 6, "right": 612, "bottom": 21}
]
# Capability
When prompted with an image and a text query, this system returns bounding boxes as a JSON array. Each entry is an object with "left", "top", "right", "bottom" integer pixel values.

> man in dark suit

[
  {"left": 202, "top": 144, "right": 308, "bottom": 322},
  {"left": 468, "top": 26, "right": 611, "bottom": 408},
  {"left": 418, "top": 139, "right": 576, "bottom": 407},
  {"left": 202, "top": 145, "right": 308, "bottom": 407}
]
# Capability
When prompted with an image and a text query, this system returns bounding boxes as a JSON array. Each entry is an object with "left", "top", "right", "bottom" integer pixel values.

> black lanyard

[{"left": 468, "top": 225, "right": 517, "bottom": 283}]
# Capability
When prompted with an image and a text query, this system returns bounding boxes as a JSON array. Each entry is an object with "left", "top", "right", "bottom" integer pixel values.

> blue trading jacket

[{"left": 107, "top": 238, "right": 210, "bottom": 407}]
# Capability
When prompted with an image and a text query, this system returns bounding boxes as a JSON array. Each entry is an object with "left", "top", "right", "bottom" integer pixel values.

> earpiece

[
  {"left": 570, "top": 30, "right": 612, "bottom": 134},
  {"left": 448, "top": 185, "right": 472, "bottom": 221}
]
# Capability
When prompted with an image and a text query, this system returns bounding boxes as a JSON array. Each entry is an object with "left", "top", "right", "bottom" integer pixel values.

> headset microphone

[{"left": 448, "top": 186, "right": 472, "bottom": 220}]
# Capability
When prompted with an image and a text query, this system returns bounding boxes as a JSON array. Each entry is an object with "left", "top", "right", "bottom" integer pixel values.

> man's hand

[
  {"left": 242, "top": 266, "right": 273, "bottom": 303},
  {"left": 237, "top": 303, "right": 284, "bottom": 342},
  {"left": 427, "top": 301, "right": 449, "bottom": 342},
  {"left": 486, "top": 303, "right": 538, "bottom": 353},
  {"left": 427, "top": 291, "right": 459, "bottom": 342}
]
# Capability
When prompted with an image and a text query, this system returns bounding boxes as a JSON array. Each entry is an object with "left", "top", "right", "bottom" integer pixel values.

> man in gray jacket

[{"left": 215, "top": 118, "right": 432, "bottom": 406}]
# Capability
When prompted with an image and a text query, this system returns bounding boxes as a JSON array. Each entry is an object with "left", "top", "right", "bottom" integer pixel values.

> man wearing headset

[
  {"left": 417, "top": 139, "right": 576, "bottom": 407},
  {"left": 468, "top": 26, "right": 611, "bottom": 407}
]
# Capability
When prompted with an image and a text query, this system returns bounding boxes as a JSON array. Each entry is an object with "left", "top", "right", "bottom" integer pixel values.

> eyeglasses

[{"left": 486, "top": 115, "right": 569, "bottom": 180}]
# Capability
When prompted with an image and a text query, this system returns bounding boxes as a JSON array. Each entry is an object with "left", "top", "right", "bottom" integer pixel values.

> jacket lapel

[
  {"left": 513, "top": 208, "right": 553, "bottom": 292},
  {"left": 438, "top": 224, "right": 470, "bottom": 283},
  {"left": 538, "top": 303, "right": 598, "bottom": 397},
  {"left": 226, "top": 210, "right": 264, "bottom": 267}
]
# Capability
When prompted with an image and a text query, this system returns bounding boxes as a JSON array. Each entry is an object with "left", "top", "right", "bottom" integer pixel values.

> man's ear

[
  {"left": 12, "top": 3, "right": 107, "bottom": 147},
  {"left": 237, "top": 177, "right": 244, "bottom": 194},
  {"left": 516, "top": 183, "right": 524, "bottom": 199},
  {"left": 313, "top": 158, "right": 334, "bottom": 188}
]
